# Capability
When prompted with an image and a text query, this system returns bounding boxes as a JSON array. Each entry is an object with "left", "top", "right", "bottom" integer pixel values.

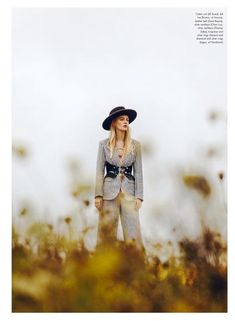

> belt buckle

[{"left": 119, "top": 167, "right": 124, "bottom": 179}]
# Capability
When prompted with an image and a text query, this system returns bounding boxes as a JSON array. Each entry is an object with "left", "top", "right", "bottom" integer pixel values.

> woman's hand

[
  {"left": 95, "top": 196, "right": 103, "bottom": 211},
  {"left": 135, "top": 198, "right": 142, "bottom": 211}
]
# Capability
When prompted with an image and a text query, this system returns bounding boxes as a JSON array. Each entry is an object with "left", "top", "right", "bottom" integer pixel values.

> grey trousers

[{"left": 96, "top": 191, "right": 144, "bottom": 251}]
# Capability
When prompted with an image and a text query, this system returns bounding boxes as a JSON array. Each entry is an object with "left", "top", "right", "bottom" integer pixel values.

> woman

[{"left": 94, "top": 106, "right": 144, "bottom": 253}]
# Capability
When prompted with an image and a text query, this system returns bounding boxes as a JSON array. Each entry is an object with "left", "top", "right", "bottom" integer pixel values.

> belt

[{"left": 105, "top": 161, "right": 135, "bottom": 181}]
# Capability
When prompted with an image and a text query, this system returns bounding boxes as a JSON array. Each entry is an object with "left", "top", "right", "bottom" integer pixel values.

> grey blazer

[{"left": 95, "top": 138, "right": 143, "bottom": 201}]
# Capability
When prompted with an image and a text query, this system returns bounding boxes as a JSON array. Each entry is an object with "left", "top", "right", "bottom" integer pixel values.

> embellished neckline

[{"left": 114, "top": 146, "right": 124, "bottom": 163}]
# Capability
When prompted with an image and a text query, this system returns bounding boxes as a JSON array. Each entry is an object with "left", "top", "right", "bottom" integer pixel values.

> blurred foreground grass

[{"left": 12, "top": 221, "right": 227, "bottom": 312}]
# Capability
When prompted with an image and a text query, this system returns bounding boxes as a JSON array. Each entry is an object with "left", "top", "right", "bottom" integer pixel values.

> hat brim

[{"left": 102, "top": 109, "right": 137, "bottom": 130}]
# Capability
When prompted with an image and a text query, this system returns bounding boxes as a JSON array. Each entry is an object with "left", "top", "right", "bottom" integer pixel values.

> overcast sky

[{"left": 12, "top": 8, "right": 226, "bottom": 249}]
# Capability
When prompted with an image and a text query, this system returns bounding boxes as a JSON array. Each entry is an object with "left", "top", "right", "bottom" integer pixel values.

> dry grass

[{"left": 12, "top": 219, "right": 227, "bottom": 312}]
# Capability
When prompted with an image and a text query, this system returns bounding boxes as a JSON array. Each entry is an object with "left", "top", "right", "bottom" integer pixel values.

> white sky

[{"left": 12, "top": 8, "right": 226, "bottom": 246}]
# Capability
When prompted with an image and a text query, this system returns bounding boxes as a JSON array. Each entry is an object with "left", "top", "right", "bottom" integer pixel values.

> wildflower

[
  {"left": 218, "top": 172, "right": 224, "bottom": 180},
  {"left": 64, "top": 216, "right": 72, "bottom": 224},
  {"left": 183, "top": 175, "right": 211, "bottom": 197}
]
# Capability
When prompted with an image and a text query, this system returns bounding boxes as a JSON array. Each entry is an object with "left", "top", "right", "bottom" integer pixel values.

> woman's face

[{"left": 114, "top": 115, "right": 129, "bottom": 131}]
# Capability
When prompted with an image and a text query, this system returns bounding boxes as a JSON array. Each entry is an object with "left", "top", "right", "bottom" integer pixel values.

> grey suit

[
  {"left": 95, "top": 138, "right": 144, "bottom": 251},
  {"left": 94, "top": 138, "right": 144, "bottom": 201}
]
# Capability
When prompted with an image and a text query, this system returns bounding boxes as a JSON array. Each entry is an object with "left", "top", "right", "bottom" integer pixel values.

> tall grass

[{"left": 12, "top": 216, "right": 227, "bottom": 312}]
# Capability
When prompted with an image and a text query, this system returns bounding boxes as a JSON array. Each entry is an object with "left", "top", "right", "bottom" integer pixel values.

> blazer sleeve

[
  {"left": 94, "top": 140, "right": 105, "bottom": 198},
  {"left": 133, "top": 141, "right": 144, "bottom": 201}
]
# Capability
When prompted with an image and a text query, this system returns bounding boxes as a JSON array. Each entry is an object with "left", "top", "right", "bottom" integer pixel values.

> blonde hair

[{"left": 106, "top": 118, "right": 135, "bottom": 159}]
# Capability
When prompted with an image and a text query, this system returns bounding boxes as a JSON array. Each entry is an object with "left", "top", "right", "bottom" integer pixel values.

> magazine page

[{"left": 10, "top": 5, "right": 228, "bottom": 315}]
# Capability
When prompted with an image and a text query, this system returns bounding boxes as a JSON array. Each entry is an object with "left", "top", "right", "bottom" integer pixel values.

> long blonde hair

[{"left": 106, "top": 119, "right": 135, "bottom": 159}]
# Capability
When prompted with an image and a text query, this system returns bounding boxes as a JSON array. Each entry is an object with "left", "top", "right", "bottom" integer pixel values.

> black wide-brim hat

[{"left": 102, "top": 106, "right": 137, "bottom": 130}]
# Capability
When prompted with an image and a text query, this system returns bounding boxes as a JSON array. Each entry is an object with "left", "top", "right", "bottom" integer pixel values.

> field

[
  {"left": 12, "top": 139, "right": 227, "bottom": 312},
  {"left": 12, "top": 219, "right": 227, "bottom": 312}
]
